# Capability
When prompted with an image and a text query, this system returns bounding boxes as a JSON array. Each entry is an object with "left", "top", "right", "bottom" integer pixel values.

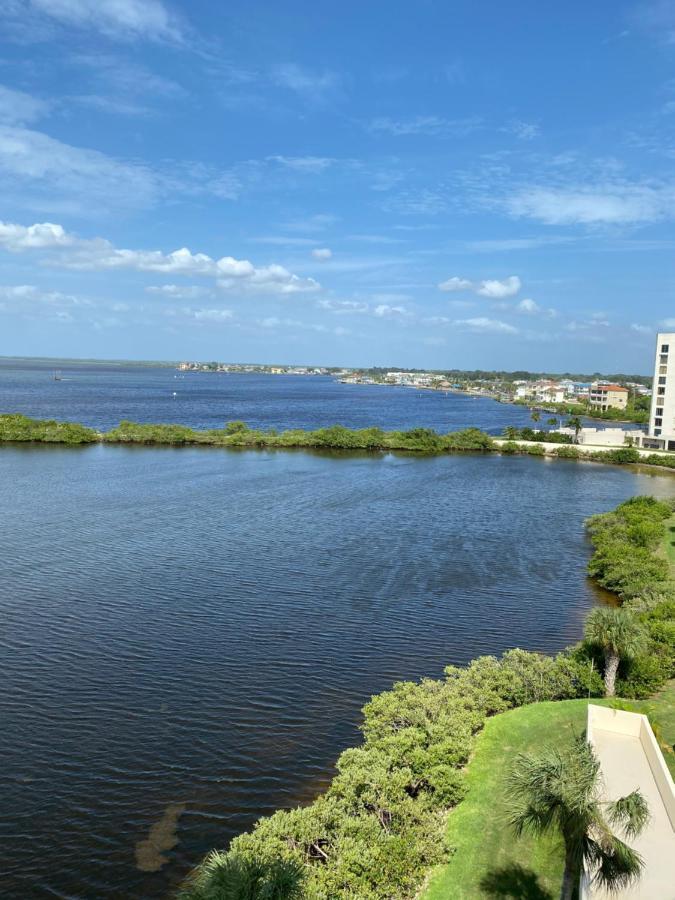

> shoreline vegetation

[
  {"left": 178, "top": 496, "right": 675, "bottom": 900},
  {"left": 3, "top": 413, "right": 675, "bottom": 472}
]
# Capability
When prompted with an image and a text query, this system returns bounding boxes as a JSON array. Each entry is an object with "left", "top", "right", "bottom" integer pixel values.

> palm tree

[
  {"left": 503, "top": 425, "right": 520, "bottom": 440},
  {"left": 584, "top": 607, "right": 646, "bottom": 697},
  {"left": 507, "top": 736, "right": 649, "bottom": 900},
  {"left": 566, "top": 415, "right": 583, "bottom": 443},
  {"left": 547, "top": 417, "right": 558, "bottom": 427},
  {"left": 179, "top": 851, "right": 305, "bottom": 900},
  {"left": 531, "top": 410, "right": 541, "bottom": 426}
]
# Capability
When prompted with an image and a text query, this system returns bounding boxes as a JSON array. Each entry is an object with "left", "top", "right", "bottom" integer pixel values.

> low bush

[
  {"left": 604, "top": 446, "right": 641, "bottom": 465},
  {"left": 526, "top": 443, "right": 545, "bottom": 456},
  {"left": 0, "top": 413, "right": 97, "bottom": 444},
  {"left": 554, "top": 445, "right": 580, "bottom": 459},
  {"left": 499, "top": 441, "right": 521, "bottom": 454}
]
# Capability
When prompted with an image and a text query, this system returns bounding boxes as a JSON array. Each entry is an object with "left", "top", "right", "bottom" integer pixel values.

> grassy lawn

[
  {"left": 422, "top": 683, "right": 675, "bottom": 900},
  {"left": 661, "top": 513, "right": 675, "bottom": 568}
]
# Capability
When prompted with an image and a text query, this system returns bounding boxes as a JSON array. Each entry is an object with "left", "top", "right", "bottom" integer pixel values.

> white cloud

[
  {"left": 0, "top": 219, "right": 321, "bottom": 295},
  {"left": 0, "top": 283, "right": 91, "bottom": 319},
  {"left": 268, "top": 155, "right": 336, "bottom": 173},
  {"left": 517, "top": 298, "right": 539, "bottom": 314},
  {"left": 317, "top": 298, "right": 369, "bottom": 314},
  {"left": 0, "top": 85, "right": 48, "bottom": 125},
  {"left": 369, "top": 115, "right": 481, "bottom": 136},
  {"left": 661, "top": 317, "right": 675, "bottom": 327},
  {"left": 506, "top": 184, "right": 674, "bottom": 225},
  {"left": 439, "top": 274, "right": 521, "bottom": 297},
  {"left": 455, "top": 317, "right": 518, "bottom": 334},
  {"left": 257, "top": 315, "right": 348, "bottom": 336},
  {"left": 0, "top": 220, "right": 74, "bottom": 250},
  {"left": 27, "top": 0, "right": 183, "bottom": 42},
  {"left": 312, "top": 247, "right": 332, "bottom": 260},
  {"left": 503, "top": 120, "right": 540, "bottom": 140},
  {"left": 190, "top": 308, "right": 233, "bottom": 321},
  {"left": 476, "top": 275, "right": 521, "bottom": 298},
  {"left": 438, "top": 276, "right": 473, "bottom": 292},
  {"left": 146, "top": 284, "right": 209, "bottom": 299},
  {"left": 0, "top": 124, "right": 161, "bottom": 214},
  {"left": 630, "top": 323, "right": 653, "bottom": 334},
  {"left": 373, "top": 303, "right": 410, "bottom": 318}
]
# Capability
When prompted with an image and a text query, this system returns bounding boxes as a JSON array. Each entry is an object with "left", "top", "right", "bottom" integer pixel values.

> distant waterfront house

[{"left": 588, "top": 383, "right": 629, "bottom": 412}]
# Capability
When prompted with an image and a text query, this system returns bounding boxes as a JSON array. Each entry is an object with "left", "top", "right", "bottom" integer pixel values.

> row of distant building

[
  {"left": 344, "top": 370, "right": 645, "bottom": 414},
  {"left": 513, "top": 379, "right": 641, "bottom": 411},
  {"left": 177, "top": 362, "right": 330, "bottom": 376},
  {"left": 177, "top": 332, "right": 675, "bottom": 453}
]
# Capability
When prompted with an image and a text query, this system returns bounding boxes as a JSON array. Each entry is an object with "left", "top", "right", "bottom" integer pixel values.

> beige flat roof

[{"left": 582, "top": 705, "right": 675, "bottom": 900}]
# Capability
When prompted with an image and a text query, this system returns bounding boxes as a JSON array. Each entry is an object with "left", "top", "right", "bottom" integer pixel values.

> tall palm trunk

[
  {"left": 604, "top": 651, "right": 620, "bottom": 696},
  {"left": 560, "top": 846, "right": 578, "bottom": 900}
]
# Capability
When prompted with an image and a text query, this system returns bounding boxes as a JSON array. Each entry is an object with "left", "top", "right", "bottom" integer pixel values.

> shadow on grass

[{"left": 480, "top": 863, "right": 553, "bottom": 899}]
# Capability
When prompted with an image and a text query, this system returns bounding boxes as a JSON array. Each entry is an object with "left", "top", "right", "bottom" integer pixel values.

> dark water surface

[
  {"left": 0, "top": 358, "right": 544, "bottom": 433},
  {"left": 0, "top": 362, "right": 671, "bottom": 899}
]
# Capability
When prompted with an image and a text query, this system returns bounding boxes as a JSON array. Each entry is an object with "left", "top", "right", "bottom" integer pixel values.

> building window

[
  {"left": 661, "top": 354, "right": 669, "bottom": 365},
  {"left": 662, "top": 344, "right": 670, "bottom": 353},
  {"left": 660, "top": 365, "right": 668, "bottom": 374},
  {"left": 655, "top": 418, "right": 663, "bottom": 426},
  {"left": 658, "top": 387, "right": 666, "bottom": 395},
  {"left": 657, "top": 407, "right": 664, "bottom": 416},
  {"left": 659, "top": 376, "right": 667, "bottom": 385},
  {"left": 655, "top": 428, "right": 662, "bottom": 435}
]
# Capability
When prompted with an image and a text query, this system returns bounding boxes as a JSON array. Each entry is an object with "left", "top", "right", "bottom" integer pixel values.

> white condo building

[{"left": 644, "top": 332, "right": 675, "bottom": 451}]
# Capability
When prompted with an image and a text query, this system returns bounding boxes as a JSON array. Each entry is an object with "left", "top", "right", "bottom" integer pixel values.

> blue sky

[{"left": 1, "top": 0, "right": 674, "bottom": 371}]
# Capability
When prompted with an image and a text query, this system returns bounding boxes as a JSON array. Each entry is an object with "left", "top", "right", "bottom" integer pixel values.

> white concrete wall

[{"left": 638, "top": 718, "right": 675, "bottom": 830}]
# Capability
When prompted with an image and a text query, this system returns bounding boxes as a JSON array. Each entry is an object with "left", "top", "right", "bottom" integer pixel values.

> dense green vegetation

[
  {"left": 0, "top": 413, "right": 97, "bottom": 444},
  {"left": 585, "top": 497, "right": 675, "bottom": 698},
  {"left": 103, "top": 420, "right": 496, "bottom": 452},
  {"left": 178, "top": 495, "right": 675, "bottom": 899},
  {"left": 503, "top": 426, "right": 573, "bottom": 444},
  {"left": 3, "top": 413, "right": 675, "bottom": 471}
]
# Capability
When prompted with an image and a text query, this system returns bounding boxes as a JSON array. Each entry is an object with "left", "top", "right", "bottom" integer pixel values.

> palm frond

[{"left": 608, "top": 790, "right": 650, "bottom": 839}]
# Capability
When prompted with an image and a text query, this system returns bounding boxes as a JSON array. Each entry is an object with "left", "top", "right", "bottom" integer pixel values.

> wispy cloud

[
  {"left": 0, "top": 124, "right": 162, "bottom": 214},
  {"left": 146, "top": 284, "right": 211, "bottom": 299},
  {"left": 14, "top": 0, "right": 184, "bottom": 43},
  {"left": 502, "top": 120, "right": 540, "bottom": 140},
  {"left": 0, "top": 84, "right": 48, "bottom": 125},
  {"left": 439, "top": 274, "right": 522, "bottom": 297},
  {"left": 455, "top": 317, "right": 519, "bottom": 334},
  {"left": 369, "top": 115, "right": 481, "bottom": 137},
  {"left": 270, "top": 64, "right": 341, "bottom": 101},
  {"left": 267, "top": 155, "right": 338, "bottom": 173},
  {"left": 506, "top": 183, "right": 675, "bottom": 225}
]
